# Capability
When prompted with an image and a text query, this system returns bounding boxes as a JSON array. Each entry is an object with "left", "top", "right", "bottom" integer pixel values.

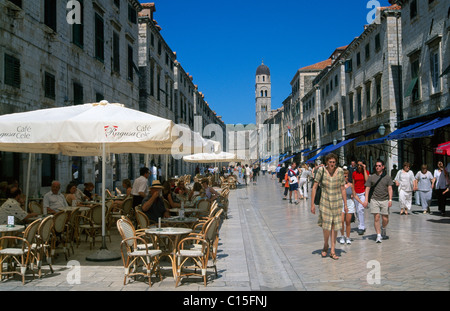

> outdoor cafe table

[
  {"left": 161, "top": 216, "right": 198, "bottom": 229},
  {"left": 169, "top": 208, "right": 198, "bottom": 217},
  {"left": 0, "top": 224, "right": 25, "bottom": 250},
  {"left": 145, "top": 227, "right": 192, "bottom": 279},
  {"left": 60, "top": 206, "right": 91, "bottom": 212}
]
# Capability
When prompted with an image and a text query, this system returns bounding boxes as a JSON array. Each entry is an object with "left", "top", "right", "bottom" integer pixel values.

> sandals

[
  {"left": 321, "top": 246, "right": 329, "bottom": 258},
  {"left": 330, "top": 253, "right": 339, "bottom": 260}
]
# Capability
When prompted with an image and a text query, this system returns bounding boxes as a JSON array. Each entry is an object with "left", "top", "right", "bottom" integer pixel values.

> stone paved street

[{"left": 0, "top": 174, "right": 449, "bottom": 292}]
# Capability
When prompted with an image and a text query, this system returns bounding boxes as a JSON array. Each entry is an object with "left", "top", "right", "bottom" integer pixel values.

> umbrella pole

[
  {"left": 25, "top": 153, "right": 31, "bottom": 213},
  {"left": 86, "top": 143, "right": 120, "bottom": 262}
]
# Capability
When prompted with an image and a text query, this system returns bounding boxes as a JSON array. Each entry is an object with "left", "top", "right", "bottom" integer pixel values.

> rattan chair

[
  {"left": 28, "top": 201, "right": 43, "bottom": 214},
  {"left": 195, "top": 199, "right": 211, "bottom": 218},
  {"left": 116, "top": 217, "right": 162, "bottom": 287},
  {"left": 35, "top": 215, "right": 55, "bottom": 278},
  {"left": 175, "top": 214, "right": 221, "bottom": 287},
  {"left": 0, "top": 218, "right": 41, "bottom": 284},
  {"left": 51, "top": 211, "right": 70, "bottom": 260},
  {"left": 65, "top": 207, "right": 81, "bottom": 255},
  {"left": 77, "top": 205, "right": 102, "bottom": 249}
]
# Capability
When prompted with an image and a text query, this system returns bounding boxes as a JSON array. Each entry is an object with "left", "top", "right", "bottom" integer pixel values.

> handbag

[{"left": 314, "top": 167, "right": 324, "bottom": 205}]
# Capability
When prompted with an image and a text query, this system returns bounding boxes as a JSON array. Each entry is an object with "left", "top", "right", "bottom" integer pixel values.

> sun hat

[{"left": 150, "top": 180, "right": 164, "bottom": 189}]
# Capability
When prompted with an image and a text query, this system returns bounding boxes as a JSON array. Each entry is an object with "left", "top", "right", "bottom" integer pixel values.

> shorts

[
  {"left": 289, "top": 183, "right": 298, "bottom": 191},
  {"left": 370, "top": 199, "right": 390, "bottom": 215},
  {"left": 342, "top": 198, "right": 356, "bottom": 214}
]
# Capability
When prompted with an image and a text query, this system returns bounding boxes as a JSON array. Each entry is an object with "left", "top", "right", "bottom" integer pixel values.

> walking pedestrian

[
  {"left": 298, "top": 163, "right": 312, "bottom": 200},
  {"left": 244, "top": 164, "right": 252, "bottom": 186},
  {"left": 363, "top": 160, "right": 393, "bottom": 243},
  {"left": 339, "top": 169, "right": 355, "bottom": 245},
  {"left": 311, "top": 153, "right": 347, "bottom": 260},
  {"left": 352, "top": 160, "right": 369, "bottom": 235},
  {"left": 287, "top": 162, "right": 299, "bottom": 204},
  {"left": 282, "top": 170, "right": 289, "bottom": 200},
  {"left": 414, "top": 164, "right": 435, "bottom": 214},
  {"left": 394, "top": 162, "right": 415, "bottom": 215},
  {"left": 433, "top": 161, "right": 448, "bottom": 216}
]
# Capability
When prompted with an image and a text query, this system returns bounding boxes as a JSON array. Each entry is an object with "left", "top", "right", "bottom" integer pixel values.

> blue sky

[{"left": 145, "top": 0, "right": 393, "bottom": 125}]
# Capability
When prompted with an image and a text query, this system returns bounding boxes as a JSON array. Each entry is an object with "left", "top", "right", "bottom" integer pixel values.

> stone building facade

[
  {"left": 391, "top": 0, "right": 450, "bottom": 171},
  {"left": 0, "top": 0, "right": 142, "bottom": 195}
]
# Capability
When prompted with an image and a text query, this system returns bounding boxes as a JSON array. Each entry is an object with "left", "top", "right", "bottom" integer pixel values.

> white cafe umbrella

[
  {"left": 183, "top": 151, "right": 240, "bottom": 163},
  {"left": 0, "top": 101, "right": 179, "bottom": 261}
]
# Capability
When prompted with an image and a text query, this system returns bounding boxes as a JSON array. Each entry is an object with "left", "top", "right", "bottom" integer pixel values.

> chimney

[{"left": 141, "top": 3, "right": 156, "bottom": 20}]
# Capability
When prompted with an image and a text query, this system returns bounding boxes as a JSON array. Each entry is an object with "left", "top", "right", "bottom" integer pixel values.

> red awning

[{"left": 435, "top": 141, "right": 450, "bottom": 155}]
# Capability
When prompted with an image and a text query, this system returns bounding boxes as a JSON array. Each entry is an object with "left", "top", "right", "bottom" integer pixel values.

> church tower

[{"left": 255, "top": 61, "right": 271, "bottom": 128}]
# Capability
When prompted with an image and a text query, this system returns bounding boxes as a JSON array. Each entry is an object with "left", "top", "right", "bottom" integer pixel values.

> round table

[
  {"left": 162, "top": 216, "right": 198, "bottom": 229},
  {"left": 145, "top": 227, "right": 192, "bottom": 279},
  {"left": 169, "top": 208, "right": 198, "bottom": 217},
  {"left": 60, "top": 206, "right": 91, "bottom": 212},
  {"left": 0, "top": 224, "right": 25, "bottom": 250}
]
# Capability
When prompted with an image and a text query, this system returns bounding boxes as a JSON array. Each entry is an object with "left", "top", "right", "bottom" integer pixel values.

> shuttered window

[
  {"left": 4, "top": 54, "right": 20, "bottom": 88},
  {"left": 44, "top": 72, "right": 56, "bottom": 99},
  {"left": 94, "top": 13, "right": 104, "bottom": 62},
  {"left": 44, "top": 0, "right": 57, "bottom": 32},
  {"left": 73, "top": 83, "right": 83, "bottom": 105},
  {"left": 113, "top": 32, "right": 120, "bottom": 73}
]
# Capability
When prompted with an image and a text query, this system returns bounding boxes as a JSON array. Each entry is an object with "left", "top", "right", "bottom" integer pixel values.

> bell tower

[{"left": 255, "top": 60, "right": 271, "bottom": 128}]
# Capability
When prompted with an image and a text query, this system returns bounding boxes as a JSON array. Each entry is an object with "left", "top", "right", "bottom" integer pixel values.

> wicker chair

[
  {"left": 0, "top": 218, "right": 41, "bottom": 284},
  {"left": 28, "top": 201, "right": 43, "bottom": 214},
  {"left": 65, "top": 207, "right": 81, "bottom": 255},
  {"left": 51, "top": 211, "right": 70, "bottom": 260},
  {"left": 195, "top": 199, "right": 211, "bottom": 218},
  {"left": 116, "top": 217, "right": 162, "bottom": 287},
  {"left": 77, "top": 205, "right": 102, "bottom": 249},
  {"left": 35, "top": 215, "right": 55, "bottom": 278},
  {"left": 175, "top": 214, "right": 221, "bottom": 287}
]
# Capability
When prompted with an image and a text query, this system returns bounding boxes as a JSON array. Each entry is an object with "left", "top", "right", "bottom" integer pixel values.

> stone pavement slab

[{"left": 0, "top": 175, "right": 449, "bottom": 292}]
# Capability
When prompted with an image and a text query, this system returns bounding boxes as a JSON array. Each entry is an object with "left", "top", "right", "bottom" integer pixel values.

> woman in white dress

[
  {"left": 298, "top": 163, "right": 312, "bottom": 199},
  {"left": 394, "top": 162, "right": 415, "bottom": 215}
]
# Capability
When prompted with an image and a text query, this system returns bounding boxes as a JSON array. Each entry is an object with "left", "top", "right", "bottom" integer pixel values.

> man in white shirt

[
  {"left": 43, "top": 180, "right": 68, "bottom": 214},
  {"left": 131, "top": 167, "right": 150, "bottom": 208},
  {"left": 245, "top": 164, "right": 252, "bottom": 186}
]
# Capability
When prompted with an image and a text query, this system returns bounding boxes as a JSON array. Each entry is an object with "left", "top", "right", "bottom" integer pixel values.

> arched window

[
  {"left": 261, "top": 91, "right": 264, "bottom": 97},
  {"left": 265, "top": 90, "right": 268, "bottom": 97}
]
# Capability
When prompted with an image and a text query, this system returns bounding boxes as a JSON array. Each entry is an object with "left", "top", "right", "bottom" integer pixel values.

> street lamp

[
  {"left": 333, "top": 138, "right": 337, "bottom": 145},
  {"left": 378, "top": 124, "right": 386, "bottom": 136}
]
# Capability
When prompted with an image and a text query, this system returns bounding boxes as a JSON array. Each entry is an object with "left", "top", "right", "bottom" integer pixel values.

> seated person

[
  {"left": 201, "top": 178, "right": 219, "bottom": 202},
  {"left": 43, "top": 180, "right": 68, "bottom": 214},
  {"left": 174, "top": 181, "right": 186, "bottom": 194},
  {"left": 193, "top": 189, "right": 208, "bottom": 205},
  {"left": 113, "top": 179, "right": 133, "bottom": 209},
  {"left": 83, "top": 182, "right": 95, "bottom": 201},
  {"left": 188, "top": 182, "right": 203, "bottom": 201},
  {"left": 162, "top": 181, "right": 181, "bottom": 209},
  {"left": 65, "top": 183, "right": 79, "bottom": 206},
  {"left": 141, "top": 180, "right": 170, "bottom": 223},
  {"left": 0, "top": 185, "right": 38, "bottom": 225}
]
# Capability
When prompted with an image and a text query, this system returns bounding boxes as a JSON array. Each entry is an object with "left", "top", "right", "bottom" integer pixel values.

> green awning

[{"left": 404, "top": 77, "right": 418, "bottom": 97}]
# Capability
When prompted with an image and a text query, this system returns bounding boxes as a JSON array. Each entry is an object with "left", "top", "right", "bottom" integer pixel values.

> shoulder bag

[
  {"left": 368, "top": 172, "right": 386, "bottom": 203},
  {"left": 314, "top": 167, "right": 324, "bottom": 206}
]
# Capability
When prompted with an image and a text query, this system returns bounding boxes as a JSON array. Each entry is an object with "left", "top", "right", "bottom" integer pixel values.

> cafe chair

[
  {"left": 0, "top": 236, "right": 32, "bottom": 285},
  {"left": 77, "top": 204, "right": 102, "bottom": 249},
  {"left": 116, "top": 217, "right": 162, "bottom": 287},
  {"left": 175, "top": 215, "right": 221, "bottom": 287},
  {"left": 35, "top": 215, "right": 55, "bottom": 278},
  {"left": 195, "top": 199, "right": 211, "bottom": 218},
  {"left": 0, "top": 218, "right": 41, "bottom": 284},
  {"left": 28, "top": 201, "right": 43, "bottom": 215},
  {"left": 65, "top": 207, "right": 81, "bottom": 256},
  {"left": 51, "top": 211, "right": 70, "bottom": 260}
]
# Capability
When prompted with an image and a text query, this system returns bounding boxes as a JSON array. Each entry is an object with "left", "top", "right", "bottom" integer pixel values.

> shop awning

[
  {"left": 388, "top": 116, "right": 450, "bottom": 140},
  {"left": 435, "top": 141, "right": 450, "bottom": 156},
  {"left": 305, "top": 138, "right": 356, "bottom": 163},
  {"left": 356, "top": 121, "right": 426, "bottom": 146}
]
